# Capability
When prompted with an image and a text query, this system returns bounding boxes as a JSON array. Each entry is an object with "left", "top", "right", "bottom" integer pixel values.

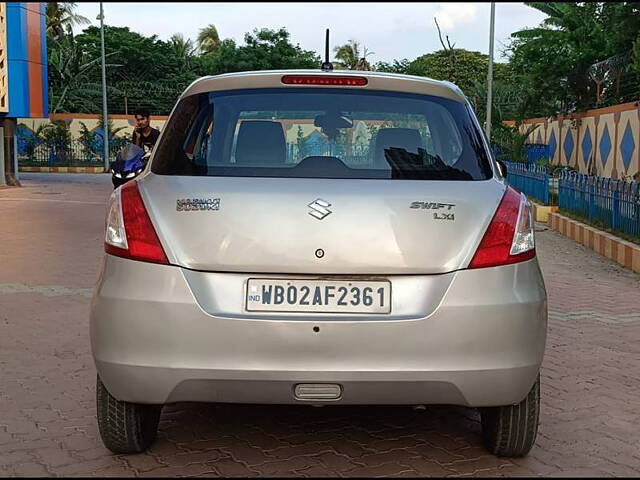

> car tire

[
  {"left": 96, "top": 375, "right": 162, "bottom": 454},
  {"left": 479, "top": 374, "right": 540, "bottom": 457}
]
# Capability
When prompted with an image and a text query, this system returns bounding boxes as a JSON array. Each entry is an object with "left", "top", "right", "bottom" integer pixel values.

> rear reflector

[
  {"left": 468, "top": 187, "right": 535, "bottom": 269},
  {"left": 281, "top": 75, "right": 368, "bottom": 86},
  {"left": 105, "top": 181, "right": 169, "bottom": 265}
]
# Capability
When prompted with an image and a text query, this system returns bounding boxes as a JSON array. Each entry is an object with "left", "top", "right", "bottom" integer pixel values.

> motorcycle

[{"left": 110, "top": 143, "right": 150, "bottom": 189}]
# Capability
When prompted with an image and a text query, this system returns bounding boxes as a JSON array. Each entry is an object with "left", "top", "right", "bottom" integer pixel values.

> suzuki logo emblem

[{"left": 308, "top": 198, "right": 332, "bottom": 220}]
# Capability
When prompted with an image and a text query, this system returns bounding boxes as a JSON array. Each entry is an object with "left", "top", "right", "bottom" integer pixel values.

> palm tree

[
  {"left": 46, "top": 2, "right": 90, "bottom": 39},
  {"left": 334, "top": 40, "right": 360, "bottom": 70},
  {"left": 510, "top": 3, "right": 584, "bottom": 45},
  {"left": 510, "top": 2, "right": 609, "bottom": 111},
  {"left": 334, "top": 40, "right": 374, "bottom": 70},
  {"left": 47, "top": 34, "right": 120, "bottom": 113},
  {"left": 170, "top": 33, "right": 196, "bottom": 67},
  {"left": 197, "top": 24, "right": 221, "bottom": 55}
]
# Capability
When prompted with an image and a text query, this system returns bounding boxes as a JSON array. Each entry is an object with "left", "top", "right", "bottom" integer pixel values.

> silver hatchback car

[{"left": 91, "top": 69, "right": 547, "bottom": 457}]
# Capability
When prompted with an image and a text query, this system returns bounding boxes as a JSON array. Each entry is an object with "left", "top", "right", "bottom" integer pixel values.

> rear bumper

[
  {"left": 90, "top": 255, "right": 547, "bottom": 407},
  {"left": 95, "top": 362, "right": 541, "bottom": 407}
]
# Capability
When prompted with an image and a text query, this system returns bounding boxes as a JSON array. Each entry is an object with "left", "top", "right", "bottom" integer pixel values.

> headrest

[
  {"left": 373, "top": 128, "right": 423, "bottom": 168},
  {"left": 235, "top": 121, "right": 286, "bottom": 165}
]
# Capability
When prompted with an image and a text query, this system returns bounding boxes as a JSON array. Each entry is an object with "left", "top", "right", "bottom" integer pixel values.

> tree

[
  {"left": 72, "top": 24, "right": 200, "bottom": 115},
  {"left": 334, "top": 40, "right": 359, "bottom": 70},
  {"left": 406, "top": 49, "right": 511, "bottom": 94},
  {"left": 374, "top": 59, "right": 411, "bottom": 74},
  {"left": 50, "top": 25, "right": 197, "bottom": 114},
  {"left": 506, "top": 2, "right": 640, "bottom": 115},
  {"left": 432, "top": 17, "right": 458, "bottom": 83},
  {"left": 48, "top": 25, "right": 323, "bottom": 114},
  {"left": 333, "top": 40, "right": 374, "bottom": 70},
  {"left": 197, "top": 24, "right": 221, "bottom": 55},
  {"left": 74, "top": 26, "right": 188, "bottom": 84},
  {"left": 631, "top": 37, "right": 640, "bottom": 80},
  {"left": 372, "top": 17, "right": 513, "bottom": 93},
  {"left": 492, "top": 119, "right": 541, "bottom": 164},
  {"left": 468, "top": 77, "right": 526, "bottom": 129},
  {"left": 200, "top": 28, "right": 320, "bottom": 74},
  {"left": 47, "top": 33, "right": 121, "bottom": 113},
  {"left": 46, "top": 2, "right": 90, "bottom": 39},
  {"left": 170, "top": 33, "right": 196, "bottom": 68},
  {"left": 356, "top": 53, "right": 374, "bottom": 71},
  {"left": 508, "top": 3, "right": 603, "bottom": 114}
]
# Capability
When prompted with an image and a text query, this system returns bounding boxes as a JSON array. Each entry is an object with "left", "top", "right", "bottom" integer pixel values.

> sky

[{"left": 73, "top": 2, "right": 548, "bottom": 63}]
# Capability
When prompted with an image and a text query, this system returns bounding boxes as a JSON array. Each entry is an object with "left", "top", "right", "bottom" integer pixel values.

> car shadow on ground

[{"left": 149, "top": 402, "right": 485, "bottom": 457}]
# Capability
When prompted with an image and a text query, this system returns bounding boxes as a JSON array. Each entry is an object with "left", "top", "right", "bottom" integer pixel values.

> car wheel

[
  {"left": 96, "top": 375, "right": 162, "bottom": 454},
  {"left": 479, "top": 374, "right": 540, "bottom": 457}
]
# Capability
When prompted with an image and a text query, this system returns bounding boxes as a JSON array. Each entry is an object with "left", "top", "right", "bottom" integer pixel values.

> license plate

[{"left": 246, "top": 279, "right": 391, "bottom": 314}]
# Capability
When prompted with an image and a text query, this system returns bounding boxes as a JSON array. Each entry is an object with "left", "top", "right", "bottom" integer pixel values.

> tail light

[
  {"left": 468, "top": 187, "right": 535, "bottom": 269},
  {"left": 281, "top": 75, "right": 368, "bottom": 86},
  {"left": 104, "top": 181, "right": 168, "bottom": 265}
]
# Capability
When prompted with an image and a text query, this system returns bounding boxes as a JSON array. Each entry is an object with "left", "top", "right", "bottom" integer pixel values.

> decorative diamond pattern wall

[
  {"left": 620, "top": 122, "right": 635, "bottom": 171},
  {"left": 582, "top": 126, "right": 592, "bottom": 164},
  {"left": 563, "top": 131, "right": 574, "bottom": 162},
  {"left": 600, "top": 125, "right": 611, "bottom": 167},
  {"left": 548, "top": 130, "right": 557, "bottom": 160}
]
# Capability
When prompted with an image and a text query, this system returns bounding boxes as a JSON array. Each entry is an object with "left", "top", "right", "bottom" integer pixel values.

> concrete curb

[
  {"left": 548, "top": 212, "right": 640, "bottom": 274},
  {"left": 19, "top": 166, "right": 105, "bottom": 173},
  {"left": 532, "top": 203, "right": 559, "bottom": 223}
]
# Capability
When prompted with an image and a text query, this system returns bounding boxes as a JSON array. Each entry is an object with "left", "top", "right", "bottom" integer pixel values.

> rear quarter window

[{"left": 152, "top": 88, "right": 493, "bottom": 181}]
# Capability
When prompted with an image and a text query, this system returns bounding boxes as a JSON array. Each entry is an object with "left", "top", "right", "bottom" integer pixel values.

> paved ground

[{"left": 1, "top": 173, "right": 639, "bottom": 477}]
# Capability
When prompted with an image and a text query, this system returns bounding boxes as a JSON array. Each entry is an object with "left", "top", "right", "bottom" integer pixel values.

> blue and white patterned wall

[{"left": 522, "top": 101, "right": 640, "bottom": 179}]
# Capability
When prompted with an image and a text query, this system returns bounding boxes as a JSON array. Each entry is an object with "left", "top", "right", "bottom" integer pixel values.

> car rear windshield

[{"left": 152, "top": 88, "right": 493, "bottom": 180}]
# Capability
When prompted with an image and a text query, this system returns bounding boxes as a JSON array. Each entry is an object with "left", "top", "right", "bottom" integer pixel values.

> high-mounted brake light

[
  {"left": 468, "top": 187, "right": 535, "bottom": 269},
  {"left": 281, "top": 75, "right": 368, "bottom": 86},
  {"left": 104, "top": 181, "right": 168, "bottom": 265}
]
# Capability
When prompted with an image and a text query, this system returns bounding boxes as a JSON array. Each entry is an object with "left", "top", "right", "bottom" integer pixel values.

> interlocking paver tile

[
  {"left": 343, "top": 461, "right": 416, "bottom": 477},
  {"left": 206, "top": 458, "right": 261, "bottom": 477},
  {"left": 448, "top": 455, "right": 514, "bottom": 473},
  {"left": 32, "top": 446, "right": 78, "bottom": 468},
  {"left": 179, "top": 436, "right": 238, "bottom": 452},
  {"left": 52, "top": 457, "right": 124, "bottom": 476},
  {"left": 1, "top": 174, "right": 639, "bottom": 477},
  {"left": 293, "top": 465, "right": 341, "bottom": 478},
  {"left": 407, "top": 443, "right": 467, "bottom": 464},
  {"left": 219, "top": 441, "right": 279, "bottom": 465},
  {"left": 8, "top": 461, "right": 51, "bottom": 477},
  {"left": 358, "top": 449, "right": 420, "bottom": 467},
  {"left": 394, "top": 456, "right": 456, "bottom": 476},
  {"left": 253, "top": 456, "right": 323, "bottom": 476},
  {"left": 123, "top": 453, "right": 168, "bottom": 472},
  {"left": 136, "top": 463, "right": 217, "bottom": 477},
  {"left": 366, "top": 435, "right": 426, "bottom": 452},
  {"left": 265, "top": 442, "right": 335, "bottom": 460},
  {"left": 325, "top": 437, "right": 376, "bottom": 458},
  {"left": 315, "top": 451, "right": 364, "bottom": 473}
]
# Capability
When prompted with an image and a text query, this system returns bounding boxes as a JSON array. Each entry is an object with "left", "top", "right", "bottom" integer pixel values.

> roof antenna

[{"left": 321, "top": 28, "right": 333, "bottom": 71}]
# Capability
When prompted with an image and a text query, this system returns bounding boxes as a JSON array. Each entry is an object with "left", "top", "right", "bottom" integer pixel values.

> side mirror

[{"left": 496, "top": 160, "right": 507, "bottom": 177}]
